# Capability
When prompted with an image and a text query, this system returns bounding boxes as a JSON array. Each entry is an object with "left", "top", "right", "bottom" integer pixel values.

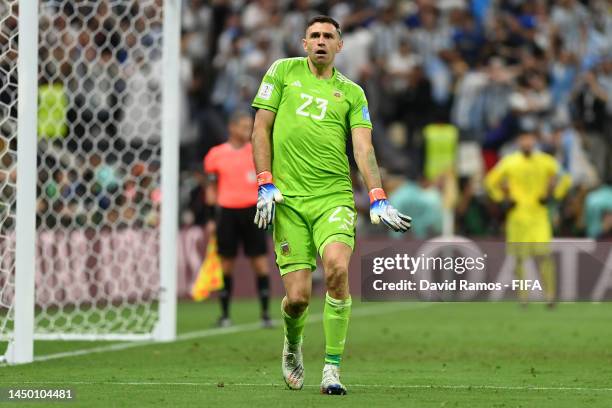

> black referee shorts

[{"left": 216, "top": 206, "right": 268, "bottom": 258}]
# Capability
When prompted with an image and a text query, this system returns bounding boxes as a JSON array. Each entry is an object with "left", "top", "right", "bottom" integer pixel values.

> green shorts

[{"left": 273, "top": 192, "right": 356, "bottom": 275}]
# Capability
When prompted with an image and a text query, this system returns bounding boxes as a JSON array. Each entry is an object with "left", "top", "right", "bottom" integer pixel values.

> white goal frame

[{"left": 5, "top": 0, "right": 181, "bottom": 364}]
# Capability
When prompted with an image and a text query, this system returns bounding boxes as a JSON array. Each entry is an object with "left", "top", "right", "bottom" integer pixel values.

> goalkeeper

[
  {"left": 485, "top": 125, "right": 571, "bottom": 306},
  {"left": 251, "top": 16, "right": 411, "bottom": 395}
]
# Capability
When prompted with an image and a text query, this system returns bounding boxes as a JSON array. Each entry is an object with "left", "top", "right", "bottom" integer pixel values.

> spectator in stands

[
  {"left": 369, "top": 5, "right": 408, "bottom": 66},
  {"left": 451, "top": 8, "right": 484, "bottom": 67},
  {"left": 550, "top": 0, "right": 589, "bottom": 55},
  {"left": 283, "top": 0, "right": 316, "bottom": 57},
  {"left": 546, "top": 120, "right": 598, "bottom": 188},
  {"left": 597, "top": 210, "right": 612, "bottom": 241},
  {"left": 584, "top": 177, "right": 612, "bottom": 239},
  {"left": 175, "top": 0, "right": 611, "bottom": 241},
  {"left": 573, "top": 59, "right": 612, "bottom": 180},
  {"left": 388, "top": 174, "right": 443, "bottom": 239},
  {"left": 456, "top": 175, "right": 489, "bottom": 236}
]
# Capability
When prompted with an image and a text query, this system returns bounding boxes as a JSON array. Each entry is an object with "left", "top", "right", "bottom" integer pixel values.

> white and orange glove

[
  {"left": 369, "top": 188, "right": 412, "bottom": 233},
  {"left": 254, "top": 171, "right": 284, "bottom": 230}
]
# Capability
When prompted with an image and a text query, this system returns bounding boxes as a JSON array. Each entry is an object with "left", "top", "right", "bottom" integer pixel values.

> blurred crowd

[
  {"left": 1, "top": 1, "right": 165, "bottom": 232},
  {"left": 181, "top": 0, "right": 612, "bottom": 240},
  {"left": 1, "top": 0, "right": 611, "bottom": 239}
]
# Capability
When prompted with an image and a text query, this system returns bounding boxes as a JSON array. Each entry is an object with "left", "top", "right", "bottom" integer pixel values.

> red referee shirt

[{"left": 203, "top": 142, "right": 258, "bottom": 209}]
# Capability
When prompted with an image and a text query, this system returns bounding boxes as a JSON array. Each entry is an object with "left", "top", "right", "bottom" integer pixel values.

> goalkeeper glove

[
  {"left": 254, "top": 171, "right": 284, "bottom": 230},
  {"left": 369, "top": 188, "right": 412, "bottom": 233}
]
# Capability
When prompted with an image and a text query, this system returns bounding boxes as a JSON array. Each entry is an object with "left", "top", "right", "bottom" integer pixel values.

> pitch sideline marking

[
  {"left": 26, "top": 302, "right": 432, "bottom": 364},
  {"left": 16, "top": 380, "right": 612, "bottom": 393}
]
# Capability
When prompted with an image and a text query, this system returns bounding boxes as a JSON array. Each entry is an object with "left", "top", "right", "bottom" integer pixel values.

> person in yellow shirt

[{"left": 485, "top": 128, "right": 571, "bottom": 306}]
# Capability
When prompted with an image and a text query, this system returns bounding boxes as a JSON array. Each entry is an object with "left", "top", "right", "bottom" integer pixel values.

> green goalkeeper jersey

[{"left": 252, "top": 57, "right": 372, "bottom": 197}]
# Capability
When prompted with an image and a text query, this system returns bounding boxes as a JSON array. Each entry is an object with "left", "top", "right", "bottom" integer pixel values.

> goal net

[
  {"left": 0, "top": 0, "right": 19, "bottom": 355},
  {"left": 1, "top": 0, "right": 179, "bottom": 364}
]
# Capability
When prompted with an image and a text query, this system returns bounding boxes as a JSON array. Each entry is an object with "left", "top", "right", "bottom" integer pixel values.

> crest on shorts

[{"left": 280, "top": 242, "right": 290, "bottom": 256}]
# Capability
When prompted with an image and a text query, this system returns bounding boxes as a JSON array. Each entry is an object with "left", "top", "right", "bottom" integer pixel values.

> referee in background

[{"left": 204, "top": 110, "right": 272, "bottom": 328}]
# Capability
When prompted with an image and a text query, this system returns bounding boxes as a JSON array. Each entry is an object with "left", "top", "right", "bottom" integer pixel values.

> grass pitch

[{"left": 2, "top": 299, "right": 612, "bottom": 407}]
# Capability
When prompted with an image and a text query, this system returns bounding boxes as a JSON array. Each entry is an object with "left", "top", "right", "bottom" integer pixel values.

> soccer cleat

[
  {"left": 282, "top": 338, "right": 304, "bottom": 390},
  {"left": 320, "top": 364, "right": 347, "bottom": 395},
  {"left": 216, "top": 317, "right": 232, "bottom": 328},
  {"left": 261, "top": 316, "right": 275, "bottom": 329}
]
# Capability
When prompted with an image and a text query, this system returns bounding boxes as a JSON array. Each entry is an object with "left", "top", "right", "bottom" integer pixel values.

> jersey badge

[
  {"left": 362, "top": 106, "right": 370, "bottom": 121},
  {"left": 258, "top": 82, "right": 274, "bottom": 100}
]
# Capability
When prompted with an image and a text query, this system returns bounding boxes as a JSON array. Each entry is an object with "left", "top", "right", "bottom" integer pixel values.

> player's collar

[{"left": 304, "top": 57, "right": 336, "bottom": 81}]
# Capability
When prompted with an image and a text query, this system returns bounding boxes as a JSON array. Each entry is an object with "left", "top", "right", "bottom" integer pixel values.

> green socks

[
  {"left": 323, "top": 292, "right": 352, "bottom": 366},
  {"left": 538, "top": 255, "right": 556, "bottom": 302},
  {"left": 281, "top": 293, "right": 352, "bottom": 365},
  {"left": 516, "top": 255, "right": 556, "bottom": 303},
  {"left": 282, "top": 297, "right": 308, "bottom": 345},
  {"left": 515, "top": 256, "right": 528, "bottom": 303}
]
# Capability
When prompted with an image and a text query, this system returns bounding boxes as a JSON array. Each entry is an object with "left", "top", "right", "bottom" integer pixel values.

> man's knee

[
  {"left": 324, "top": 256, "right": 349, "bottom": 291},
  {"left": 250, "top": 256, "right": 269, "bottom": 276},
  {"left": 285, "top": 290, "right": 310, "bottom": 314}
]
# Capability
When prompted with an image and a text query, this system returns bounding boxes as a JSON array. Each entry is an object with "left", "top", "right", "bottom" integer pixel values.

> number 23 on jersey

[{"left": 295, "top": 93, "right": 328, "bottom": 120}]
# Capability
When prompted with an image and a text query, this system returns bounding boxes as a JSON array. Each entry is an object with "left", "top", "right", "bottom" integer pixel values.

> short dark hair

[
  {"left": 228, "top": 110, "right": 252, "bottom": 125},
  {"left": 305, "top": 15, "right": 342, "bottom": 37}
]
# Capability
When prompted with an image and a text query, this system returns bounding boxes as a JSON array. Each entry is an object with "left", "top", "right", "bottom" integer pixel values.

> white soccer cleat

[
  {"left": 320, "top": 364, "right": 347, "bottom": 395},
  {"left": 282, "top": 338, "right": 304, "bottom": 390}
]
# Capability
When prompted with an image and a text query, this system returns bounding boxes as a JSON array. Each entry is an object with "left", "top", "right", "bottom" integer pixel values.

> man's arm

[
  {"left": 202, "top": 147, "right": 218, "bottom": 232},
  {"left": 204, "top": 175, "right": 217, "bottom": 233},
  {"left": 252, "top": 109, "right": 276, "bottom": 173},
  {"left": 351, "top": 127, "right": 382, "bottom": 190},
  {"left": 351, "top": 127, "right": 411, "bottom": 232},
  {"left": 205, "top": 176, "right": 217, "bottom": 206},
  {"left": 251, "top": 108, "right": 283, "bottom": 229},
  {"left": 545, "top": 157, "right": 572, "bottom": 202},
  {"left": 484, "top": 160, "right": 507, "bottom": 203}
]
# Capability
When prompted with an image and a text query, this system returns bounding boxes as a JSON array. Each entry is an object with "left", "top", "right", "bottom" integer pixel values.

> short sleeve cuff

[
  {"left": 350, "top": 123, "right": 373, "bottom": 130},
  {"left": 252, "top": 103, "right": 278, "bottom": 113}
]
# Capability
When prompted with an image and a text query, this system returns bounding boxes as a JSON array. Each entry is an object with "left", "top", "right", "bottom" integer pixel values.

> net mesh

[
  {"left": 2, "top": 0, "right": 165, "bottom": 341},
  {"left": 0, "top": 0, "right": 19, "bottom": 341}
]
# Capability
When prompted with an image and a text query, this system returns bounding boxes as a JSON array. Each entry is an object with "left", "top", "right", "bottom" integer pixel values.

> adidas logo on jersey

[{"left": 291, "top": 80, "right": 302, "bottom": 87}]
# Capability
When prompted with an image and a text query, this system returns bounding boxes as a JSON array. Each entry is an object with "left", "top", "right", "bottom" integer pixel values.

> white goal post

[{"left": 1, "top": 0, "right": 181, "bottom": 365}]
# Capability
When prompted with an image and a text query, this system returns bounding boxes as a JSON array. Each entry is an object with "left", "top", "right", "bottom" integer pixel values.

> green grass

[{"left": 1, "top": 299, "right": 612, "bottom": 407}]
